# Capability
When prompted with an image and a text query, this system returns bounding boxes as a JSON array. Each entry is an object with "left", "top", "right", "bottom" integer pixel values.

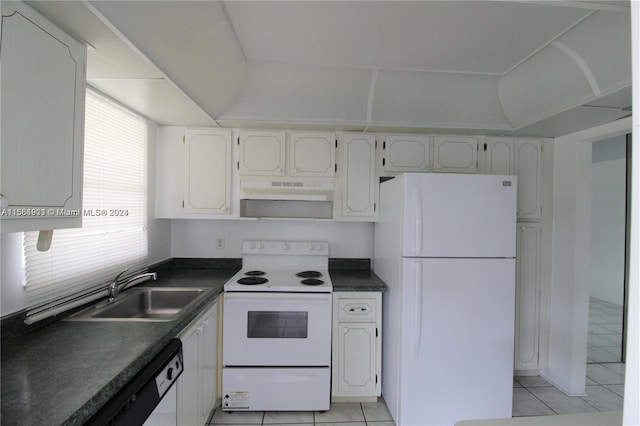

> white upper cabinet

[
  {"left": 338, "top": 134, "right": 377, "bottom": 220},
  {"left": 239, "top": 130, "right": 336, "bottom": 178},
  {"left": 484, "top": 137, "right": 543, "bottom": 220},
  {"left": 184, "top": 129, "right": 232, "bottom": 214},
  {"left": 1, "top": 1, "right": 86, "bottom": 232},
  {"left": 155, "top": 126, "right": 234, "bottom": 219},
  {"left": 514, "top": 138, "right": 543, "bottom": 219},
  {"left": 289, "top": 132, "right": 336, "bottom": 177},
  {"left": 238, "top": 130, "right": 286, "bottom": 177},
  {"left": 381, "top": 135, "right": 431, "bottom": 173},
  {"left": 484, "top": 137, "right": 515, "bottom": 175},
  {"left": 433, "top": 136, "right": 478, "bottom": 173}
]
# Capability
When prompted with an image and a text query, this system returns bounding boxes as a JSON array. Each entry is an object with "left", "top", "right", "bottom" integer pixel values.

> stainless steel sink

[{"left": 66, "top": 287, "right": 212, "bottom": 322}]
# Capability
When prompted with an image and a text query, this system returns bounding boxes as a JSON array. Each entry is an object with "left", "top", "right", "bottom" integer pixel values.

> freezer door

[
  {"left": 403, "top": 173, "right": 516, "bottom": 258},
  {"left": 398, "top": 258, "right": 515, "bottom": 426}
]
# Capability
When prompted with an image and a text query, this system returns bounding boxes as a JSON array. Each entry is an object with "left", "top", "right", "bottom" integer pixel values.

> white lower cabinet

[
  {"left": 332, "top": 292, "right": 381, "bottom": 401},
  {"left": 177, "top": 299, "right": 219, "bottom": 425},
  {"left": 514, "top": 222, "right": 541, "bottom": 372}
]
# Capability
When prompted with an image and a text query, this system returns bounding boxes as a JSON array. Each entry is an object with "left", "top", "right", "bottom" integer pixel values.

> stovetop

[
  {"left": 223, "top": 240, "right": 333, "bottom": 293},
  {"left": 224, "top": 268, "right": 333, "bottom": 292}
]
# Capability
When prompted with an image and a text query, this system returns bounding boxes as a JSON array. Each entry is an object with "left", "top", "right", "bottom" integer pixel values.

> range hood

[{"left": 239, "top": 180, "right": 334, "bottom": 219}]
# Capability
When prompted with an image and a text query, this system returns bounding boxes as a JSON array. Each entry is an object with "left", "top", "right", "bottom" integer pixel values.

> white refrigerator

[{"left": 374, "top": 173, "right": 517, "bottom": 426}]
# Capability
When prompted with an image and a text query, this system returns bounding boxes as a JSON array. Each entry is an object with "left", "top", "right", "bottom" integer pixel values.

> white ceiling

[
  {"left": 26, "top": 0, "right": 632, "bottom": 137},
  {"left": 225, "top": 1, "right": 589, "bottom": 74}
]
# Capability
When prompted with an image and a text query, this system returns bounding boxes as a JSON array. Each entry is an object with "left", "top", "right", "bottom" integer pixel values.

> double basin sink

[{"left": 66, "top": 287, "right": 212, "bottom": 322}]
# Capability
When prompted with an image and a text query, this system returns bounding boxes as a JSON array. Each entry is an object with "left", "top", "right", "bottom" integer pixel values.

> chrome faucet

[{"left": 107, "top": 269, "right": 157, "bottom": 302}]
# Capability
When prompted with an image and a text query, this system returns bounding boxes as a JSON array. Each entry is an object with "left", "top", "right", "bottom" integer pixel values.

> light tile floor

[
  {"left": 207, "top": 363, "right": 626, "bottom": 425},
  {"left": 513, "top": 362, "right": 625, "bottom": 417},
  {"left": 588, "top": 296, "right": 624, "bottom": 363},
  {"left": 209, "top": 299, "right": 625, "bottom": 425},
  {"left": 207, "top": 398, "right": 395, "bottom": 425}
]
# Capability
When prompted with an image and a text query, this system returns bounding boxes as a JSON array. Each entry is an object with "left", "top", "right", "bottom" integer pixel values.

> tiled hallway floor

[
  {"left": 208, "top": 362, "right": 625, "bottom": 425},
  {"left": 514, "top": 362, "right": 625, "bottom": 417},
  {"left": 588, "top": 297, "right": 624, "bottom": 363}
]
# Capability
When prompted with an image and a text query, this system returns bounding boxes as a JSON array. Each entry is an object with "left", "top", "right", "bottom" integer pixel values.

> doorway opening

[{"left": 588, "top": 133, "right": 630, "bottom": 364}]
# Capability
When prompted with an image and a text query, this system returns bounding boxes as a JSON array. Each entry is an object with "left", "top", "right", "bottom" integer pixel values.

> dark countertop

[
  {"left": 0, "top": 267, "right": 386, "bottom": 425},
  {"left": 0, "top": 269, "right": 236, "bottom": 426},
  {"left": 331, "top": 269, "right": 388, "bottom": 292}
]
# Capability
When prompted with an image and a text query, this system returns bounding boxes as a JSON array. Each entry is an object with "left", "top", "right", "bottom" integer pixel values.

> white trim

[
  {"left": 365, "top": 68, "right": 379, "bottom": 129},
  {"left": 551, "top": 40, "right": 602, "bottom": 97}
]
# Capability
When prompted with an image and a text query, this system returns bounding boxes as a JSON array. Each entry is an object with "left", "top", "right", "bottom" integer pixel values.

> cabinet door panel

[
  {"left": 515, "top": 222, "right": 540, "bottom": 371},
  {"left": 336, "top": 322, "right": 377, "bottom": 395},
  {"left": 239, "top": 131, "right": 286, "bottom": 176},
  {"left": 342, "top": 134, "right": 376, "bottom": 218},
  {"left": 485, "top": 137, "right": 514, "bottom": 175},
  {"left": 200, "top": 302, "right": 218, "bottom": 422},
  {"left": 289, "top": 132, "right": 336, "bottom": 177},
  {"left": 515, "top": 139, "right": 542, "bottom": 219},
  {"left": 184, "top": 129, "right": 231, "bottom": 214},
  {"left": 1, "top": 2, "right": 85, "bottom": 231},
  {"left": 178, "top": 301, "right": 219, "bottom": 425},
  {"left": 383, "top": 135, "right": 430, "bottom": 172},
  {"left": 433, "top": 136, "right": 478, "bottom": 173},
  {"left": 177, "top": 324, "right": 201, "bottom": 426}
]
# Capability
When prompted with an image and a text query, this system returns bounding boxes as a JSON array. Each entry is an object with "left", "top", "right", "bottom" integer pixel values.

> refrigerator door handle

[
  {"left": 412, "top": 261, "right": 423, "bottom": 359},
  {"left": 413, "top": 186, "right": 423, "bottom": 255}
]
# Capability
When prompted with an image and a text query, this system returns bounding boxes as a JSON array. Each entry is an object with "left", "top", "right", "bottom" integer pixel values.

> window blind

[{"left": 23, "top": 89, "right": 148, "bottom": 323}]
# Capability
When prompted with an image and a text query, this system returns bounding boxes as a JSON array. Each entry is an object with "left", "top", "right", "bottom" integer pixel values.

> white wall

[
  {"left": 590, "top": 135, "right": 627, "bottom": 305},
  {"left": 171, "top": 219, "right": 374, "bottom": 259},
  {"left": 0, "top": 233, "right": 26, "bottom": 315},
  {"left": 543, "top": 118, "right": 632, "bottom": 399},
  {"left": 623, "top": 2, "right": 639, "bottom": 424},
  {"left": 146, "top": 122, "right": 172, "bottom": 265},
  {"left": 543, "top": 135, "right": 592, "bottom": 396}
]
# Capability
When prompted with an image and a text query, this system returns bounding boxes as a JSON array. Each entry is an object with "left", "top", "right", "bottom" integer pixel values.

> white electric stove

[
  {"left": 222, "top": 240, "right": 333, "bottom": 412},
  {"left": 224, "top": 240, "right": 333, "bottom": 293}
]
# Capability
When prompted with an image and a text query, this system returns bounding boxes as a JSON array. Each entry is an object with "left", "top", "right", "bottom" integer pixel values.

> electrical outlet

[{"left": 215, "top": 236, "right": 225, "bottom": 250}]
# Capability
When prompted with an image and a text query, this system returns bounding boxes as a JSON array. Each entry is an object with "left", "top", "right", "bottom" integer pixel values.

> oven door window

[{"left": 247, "top": 311, "right": 308, "bottom": 338}]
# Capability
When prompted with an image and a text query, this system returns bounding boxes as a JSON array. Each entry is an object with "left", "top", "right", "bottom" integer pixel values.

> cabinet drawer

[{"left": 337, "top": 298, "right": 377, "bottom": 322}]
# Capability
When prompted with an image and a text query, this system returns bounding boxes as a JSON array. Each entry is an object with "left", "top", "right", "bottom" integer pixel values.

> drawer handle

[{"left": 349, "top": 307, "right": 367, "bottom": 312}]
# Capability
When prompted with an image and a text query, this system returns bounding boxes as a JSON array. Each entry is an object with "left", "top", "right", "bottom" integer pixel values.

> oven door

[{"left": 223, "top": 292, "right": 332, "bottom": 366}]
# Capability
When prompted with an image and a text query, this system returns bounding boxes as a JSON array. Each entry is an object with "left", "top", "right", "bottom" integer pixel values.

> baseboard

[
  {"left": 514, "top": 369, "right": 540, "bottom": 377},
  {"left": 539, "top": 369, "right": 587, "bottom": 396},
  {"left": 331, "top": 396, "right": 379, "bottom": 403}
]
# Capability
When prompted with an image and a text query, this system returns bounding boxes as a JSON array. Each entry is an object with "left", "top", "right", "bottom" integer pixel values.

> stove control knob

[
  {"left": 308, "top": 243, "right": 316, "bottom": 252},
  {"left": 258, "top": 242, "right": 264, "bottom": 250},
  {"left": 283, "top": 243, "right": 290, "bottom": 251},
  {"left": 249, "top": 242, "right": 256, "bottom": 250}
]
